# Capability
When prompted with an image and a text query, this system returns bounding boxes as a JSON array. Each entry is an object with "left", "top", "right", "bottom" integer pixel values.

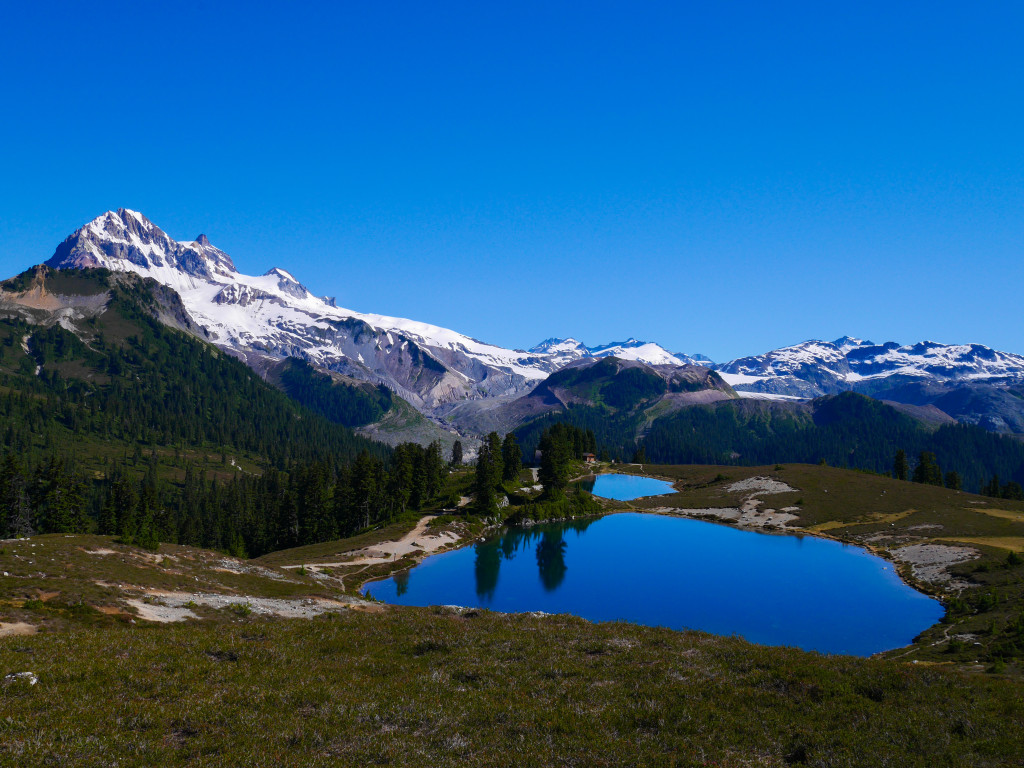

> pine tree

[
  {"left": 501, "top": 433, "right": 522, "bottom": 482},
  {"left": 538, "top": 430, "right": 571, "bottom": 497},
  {"left": 423, "top": 441, "right": 445, "bottom": 500},
  {"left": 451, "top": 440, "right": 463, "bottom": 467},
  {"left": 893, "top": 449, "right": 909, "bottom": 481},
  {"left": 473, "top": 443, "right": 497, "bottom": 515},
  {"left": 0, "top": 454, "right": 32, "bottom": 538},
  {"left": 486, "top": 432, "right": 503, "bottom": 487},
  {"left": 912, "top": 451, "right": 942, "bottom": 486},
  {"left": 944, "top": 470, "right": 962, "bottom": 491}
]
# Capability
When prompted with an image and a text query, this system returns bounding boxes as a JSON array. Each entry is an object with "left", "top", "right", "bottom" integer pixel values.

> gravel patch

[
  {"left": 893, "top": 543, "right": 980, "bottom": 586},
  {"left": 726, "top": 477, "right": 797, "bottom": 495},
  {"left": 128, "top": 592, "right": 366, "bottom": 622}
]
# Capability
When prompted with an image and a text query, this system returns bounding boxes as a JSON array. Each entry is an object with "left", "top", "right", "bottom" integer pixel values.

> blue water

[
  {"left": 364, "top": 513, "right": 944, "bottom": 656},
  {"left": 581, "top": 473, "right": 676, "bottom": 500}
]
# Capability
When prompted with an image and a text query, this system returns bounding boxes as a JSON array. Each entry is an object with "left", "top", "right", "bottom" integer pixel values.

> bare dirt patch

[
  {"left": 125, "top": 599, "right": 200, "bottom": 623},
  {"left": 0, "top": 622, "right": 38, "bottom": 637},
  {"left": 284, "top": 516, "right": 463, "bottom": 570},
  {"left": 892, "top": 543, "right": 980, "bottom": 587}
]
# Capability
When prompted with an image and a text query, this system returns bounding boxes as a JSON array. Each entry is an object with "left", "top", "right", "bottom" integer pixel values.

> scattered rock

[
  {"left": 726, "top": 477, "right": 797, "bottom": 495},
  {"left": 127, "top": 592, "right": 364, "bottom": 622},
  {"left": 892, "top": 543, "right": 980, "bottom": 587},
  {"left": 3, "top": 671, "right": 37, "bottom": 686}
]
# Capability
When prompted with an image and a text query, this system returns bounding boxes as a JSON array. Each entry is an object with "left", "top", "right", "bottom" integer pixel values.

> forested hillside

[
  {"left": 0, "top": 268, "right": 452, "bottom": 554},
  {"left": 516, "top": 392, "right": 1024, "bottom": 492},
  {"left": 268, "top": 357, "right": 394, "bottom": 428}
]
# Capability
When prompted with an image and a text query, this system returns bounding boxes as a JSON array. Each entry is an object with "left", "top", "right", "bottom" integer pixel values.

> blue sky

[{"left": 2, "top": 2, "right": 1022, "bottom": 361}]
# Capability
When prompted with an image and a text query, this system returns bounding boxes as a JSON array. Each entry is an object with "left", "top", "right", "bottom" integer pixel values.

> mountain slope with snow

[
  {"left": 38, "top": 210, "right": 1024, "bottom": 435},
  {"left": 717, "top": 337, "right": 1024, "bottom": 394},
  {"left": 715, "top": 337, "right": 1024, "bottom": 432},
  {"left": 530, "top": 337, "right": 693, "bottom": 367},
  {"left": 47, "top": 210, "right": 569, "bottom": 410}
]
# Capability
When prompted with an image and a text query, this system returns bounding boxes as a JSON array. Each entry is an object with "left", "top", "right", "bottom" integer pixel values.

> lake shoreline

[{"left": 360, "top": 475, "right": 942, "bottom": 655}]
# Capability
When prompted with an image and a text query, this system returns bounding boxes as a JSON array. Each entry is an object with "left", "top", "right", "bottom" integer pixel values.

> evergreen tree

[
  {"left": 423, "top": 441, "right": 445, "bottom": 500},
  {"left": 473, "top": 443, "right": 497, "bottom": 515},
  {"left": 501, "top": 433, "right": 522, "bottom": 483},
  {"left": 485, "top": 432, "right": 504, "bottom": 489},
  {"left": 1003, "top": 481, "right": 1024, "bottom": 501},
  {"left": 451, "top": 440, "right": 463, "bottom": 467},
  {"left": 893, "top": 449, "right": 909, "bottom": 481},
  {"left": 538, "top": 429, "right": 571, "bottom": 497},
  {"left": 985, "top": 475, "right": 1002, "bottom": 498},
  {"left": 0, "top": 454, "right": 32, "bottom": 538},
  {"left": 945, "top": 470, "right": 962, "bottom": 491},
  {"left": 912, "top": 451, "right": 943, "bottom": 486}
]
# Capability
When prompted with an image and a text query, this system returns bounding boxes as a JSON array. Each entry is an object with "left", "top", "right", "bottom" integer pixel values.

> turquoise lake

[
  {"left": 580, "top": 473, "right": 676, "bottom": 500},
  {"left": 365, "top": 476, "right": 944, "bottom": 656}
]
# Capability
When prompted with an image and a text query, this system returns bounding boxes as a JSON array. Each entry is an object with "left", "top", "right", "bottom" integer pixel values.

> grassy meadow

[{"left": 2, "top": 463, "right": 1024, "bottom": 766}]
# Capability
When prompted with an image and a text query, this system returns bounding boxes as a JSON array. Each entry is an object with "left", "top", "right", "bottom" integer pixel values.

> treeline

[
  {"left": 895, "top": 446, "right": 1024, "bottom": 499},
  {"left": 0, "top": 441, "right": 453, "bottom": 557},
  {"left": 517, "top": 393, "right": 1024, "bottom": 493}
]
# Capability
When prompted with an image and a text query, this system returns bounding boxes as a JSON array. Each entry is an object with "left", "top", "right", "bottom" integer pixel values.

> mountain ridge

[{"left": 38, "top": 209, "right": 1024, "bottom": 435}]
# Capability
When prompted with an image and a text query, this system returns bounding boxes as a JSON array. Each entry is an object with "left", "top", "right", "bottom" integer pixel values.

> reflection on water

[
  {"left": 474, "top": 519, "right": 596, "bottom": 598},
  {"left": 365, "top": 513, "right": 945, "bottom": 656},
  {"left": 393, "top": 568, "right": 410, "bottom": 597}
]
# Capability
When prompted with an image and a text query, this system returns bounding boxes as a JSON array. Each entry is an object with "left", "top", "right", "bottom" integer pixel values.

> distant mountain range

[{"left": 31, "top": 209, "right": 1024, "bottom": 437}]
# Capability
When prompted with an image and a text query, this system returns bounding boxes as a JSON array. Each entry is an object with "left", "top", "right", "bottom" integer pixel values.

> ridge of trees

[{"left": 516, "top": 393, "right": 1024, "bottom": 493}]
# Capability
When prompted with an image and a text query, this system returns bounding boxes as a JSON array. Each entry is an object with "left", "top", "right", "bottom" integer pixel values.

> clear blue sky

[{"left": 2, "top": 2, "right": 1022, "bottom": 361}]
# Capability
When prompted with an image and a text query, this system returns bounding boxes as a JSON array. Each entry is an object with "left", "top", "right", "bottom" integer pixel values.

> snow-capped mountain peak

[
  {"left": 588, "top": 338, "right": 687, "bottom": 366},
  {"left": 832, "top": 336, "right": 873, "bottom": 353},
  {"left": 529, "top": 337, "right": 694, "bottom": 367},
  {"left": 528, "top": 338, "right": 591, "bottom": 366},
  {"left": 46, "top": 210, "right": 581, "bottom": 411},
  {"left": 715, "top": 336, "right": 1024, "bottom": 398}
]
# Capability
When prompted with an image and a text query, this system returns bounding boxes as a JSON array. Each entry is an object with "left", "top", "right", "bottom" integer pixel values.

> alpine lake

[{"left": 364, "top": 473, "right": 944, "bottom": 656}]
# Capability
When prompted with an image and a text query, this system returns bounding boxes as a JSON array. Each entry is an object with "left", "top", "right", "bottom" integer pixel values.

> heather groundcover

[{"left": 1, "top": 608, "right": 1022, "bottom": 767}]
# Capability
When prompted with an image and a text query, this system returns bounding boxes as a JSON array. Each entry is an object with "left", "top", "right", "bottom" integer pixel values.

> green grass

[
  {"left": 3, "top": 465, "right": 1024, "bottom": 765},
  {"left": 1, "top": 609, "right": 1022, "bottom": 767}
]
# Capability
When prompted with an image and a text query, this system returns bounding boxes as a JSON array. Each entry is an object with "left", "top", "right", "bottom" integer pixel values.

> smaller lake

[
  {"left": 581, "top": 473, "right": 676, "bottom": 500},
  {"left": 365, "top": 513, "right": 944, "bottom": 656}
]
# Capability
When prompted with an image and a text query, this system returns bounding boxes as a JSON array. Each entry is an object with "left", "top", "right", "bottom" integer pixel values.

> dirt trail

[{"left": 281, "top": 515, "right": 462, "bottom": 570}]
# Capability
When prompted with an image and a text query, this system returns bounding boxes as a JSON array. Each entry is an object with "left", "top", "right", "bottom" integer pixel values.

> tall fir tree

[
  {"left": 893, "top": 449, "right": 909, "bottom": 481},
  {"left": 501, "top": 433, "right": 522, "bottom": 482}
]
